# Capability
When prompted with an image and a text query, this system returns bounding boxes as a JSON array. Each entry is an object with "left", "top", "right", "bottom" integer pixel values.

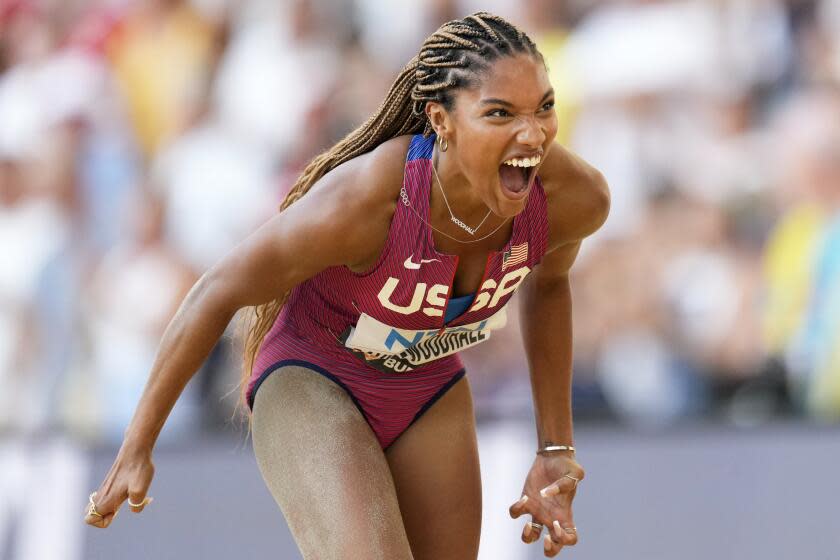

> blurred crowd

[{"left": 1, "top": 0, "right": 839, "bottom": 444}]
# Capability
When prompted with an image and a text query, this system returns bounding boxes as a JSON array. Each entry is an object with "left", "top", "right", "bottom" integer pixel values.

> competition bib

[{"left": 340, "top": 306, "right": 508, "bottom": 374}]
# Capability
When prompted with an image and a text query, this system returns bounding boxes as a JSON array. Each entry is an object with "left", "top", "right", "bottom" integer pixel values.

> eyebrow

[{"left": 480, "top": 88, "right": 555, "bottom": 107}]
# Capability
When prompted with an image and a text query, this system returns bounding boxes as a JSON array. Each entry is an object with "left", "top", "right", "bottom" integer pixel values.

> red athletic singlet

[{"left": 247, "top": 134, "right": 549, "bottom": 449}]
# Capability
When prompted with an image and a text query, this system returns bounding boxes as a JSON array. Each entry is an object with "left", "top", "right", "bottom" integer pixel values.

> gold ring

[
  {"left": 563, "top": 474, "right": 580, "bottom": 488},
  {"left": 527, "top": 521, "right": 543, "bottom": 533},
  {"left": 87, "top": 492, "right": 103, "bottom": 517},
  {"left": 563, "top": 526, "right": 577, "bottom": 533},
  {"left": 128, "top": 496, "right": 151, "bottom": 508}
]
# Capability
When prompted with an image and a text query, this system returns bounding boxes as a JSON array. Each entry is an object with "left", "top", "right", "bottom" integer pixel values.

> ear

[{"left": 425, "top": 101, "right": 453, "bottom": 140}]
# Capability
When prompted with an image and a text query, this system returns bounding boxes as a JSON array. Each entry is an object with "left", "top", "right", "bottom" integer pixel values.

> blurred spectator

[
  {"left": 519, "top": 0, "right": 580, "bottom": 144},
  {"left": 106, "top": 0, "right": 219, "bottom": 158},
  {"left": 762, "top": 91, "right": 838, "bottom": 358},
  {"left": 149, "top": 91, "right": 276, "bottom": 274},
  {"left": 822, "top": 1, "right": 840, "bottom": 81},
  {"left": 0, "top": 150, "right": 70, "bottom": 433},
  {"left": 801, "top": 186, "right": 840, "bottom": 419},
  {"left": 213, "top": 0, "right": 343, "bottom": 157},
  {"left": 772, "top": 89, "right": 840, "bottom": 420},
  {"left": 79, "top": 188, "right": 199, "bottom": 442},
  {"left": 354, "top": 0, "right": 436, "bottom": 71},
  {"left": 564, "top": 1, "right": 719, "bottom": 101}
]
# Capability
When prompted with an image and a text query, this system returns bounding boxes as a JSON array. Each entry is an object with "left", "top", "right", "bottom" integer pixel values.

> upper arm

[
  {"left": 521, "top": 143, "right": 610, "bottom": 291},
  {"left": 203, "top": 138, "right": 408, "bottom": 311},
  {"left": 531, "top": 241, "right": 582, "bottom": 288},
  {"left": 540, "top": 142, "right": 611, "bottom": 255}
]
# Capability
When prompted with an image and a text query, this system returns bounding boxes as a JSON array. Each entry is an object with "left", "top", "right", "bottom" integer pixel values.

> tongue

[{"left": 499, "top": 164, "right": 528, "bottom": 193}]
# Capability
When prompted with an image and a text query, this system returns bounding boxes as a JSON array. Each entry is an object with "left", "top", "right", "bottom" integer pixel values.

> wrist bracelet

[{"left": 537, "top": 444, "right": 575, "bottom": 455}]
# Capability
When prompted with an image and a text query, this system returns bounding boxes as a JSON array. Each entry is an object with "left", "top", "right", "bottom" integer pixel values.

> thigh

[
  {"left": 251, "top": 366, "right": 413, "bottom": 560},
  {"left": 385, "top": 376, "right": 482, "bottom": 560}
]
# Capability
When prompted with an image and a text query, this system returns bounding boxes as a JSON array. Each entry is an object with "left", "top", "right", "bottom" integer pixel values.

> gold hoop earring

[{"left": 439, "top": 136, "right": 448, "bottom": 152}]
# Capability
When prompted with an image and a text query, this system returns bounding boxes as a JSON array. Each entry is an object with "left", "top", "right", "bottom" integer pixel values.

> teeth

[{"left": 503, "top": 155, "right": 541, "bottom": 167}]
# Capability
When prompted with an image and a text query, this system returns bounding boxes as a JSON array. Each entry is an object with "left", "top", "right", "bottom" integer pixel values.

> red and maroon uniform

[{"left": 247, "top": 134, "right": 548, "bottom": 449}]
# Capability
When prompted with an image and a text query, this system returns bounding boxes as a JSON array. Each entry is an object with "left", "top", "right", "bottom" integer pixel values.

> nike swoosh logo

[{"left": 404, "top": 255, "right": 441, "bottom": 269}]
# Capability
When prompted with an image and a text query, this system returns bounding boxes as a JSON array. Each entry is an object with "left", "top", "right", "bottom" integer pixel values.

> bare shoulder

[
  {"left": 537, "top": 141, "right": 611, "bottom": 250},
  {"left": 304, "top": 134, "right": 412, "bottom": 269},
  {"left": 310, "top": 134, "right": 411, "bottom": 213}
]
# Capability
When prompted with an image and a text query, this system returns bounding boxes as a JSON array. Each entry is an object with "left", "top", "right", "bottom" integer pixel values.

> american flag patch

[{"left": 502, "top": 242, "right": 528, "bottom": 270}]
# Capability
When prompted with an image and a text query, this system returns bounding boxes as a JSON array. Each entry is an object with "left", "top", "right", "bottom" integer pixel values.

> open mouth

[{"left": 499, "top": 155, "right": 540, "bottom": 198}]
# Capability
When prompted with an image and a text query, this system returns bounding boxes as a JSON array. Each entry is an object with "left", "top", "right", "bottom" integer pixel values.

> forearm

[
  {"left": 122, "top": 275, "right": 238, "bottom": 452},
  {"left": 520, "top": 276, "right": 574, "bottom": 447}
]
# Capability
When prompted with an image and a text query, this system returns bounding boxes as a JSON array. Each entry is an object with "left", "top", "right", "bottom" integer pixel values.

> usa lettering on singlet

[{"left": 339, "top": 261, "right": 532, "bottom": 374}]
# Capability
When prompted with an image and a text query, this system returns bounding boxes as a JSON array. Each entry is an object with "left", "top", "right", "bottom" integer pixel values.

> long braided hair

[{"left": 237, "top": 12, "right": 542, "bottom": 413}]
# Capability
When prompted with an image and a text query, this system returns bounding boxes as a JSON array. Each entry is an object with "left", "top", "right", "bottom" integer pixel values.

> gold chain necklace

[
  {"left": 400, "top": 186, "right": 510, "bottom": 244},
  {"left": 431, "top": 145, "right": 493, "bottom": 236}
]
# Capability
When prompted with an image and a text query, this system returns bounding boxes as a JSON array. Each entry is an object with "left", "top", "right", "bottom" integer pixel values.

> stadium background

[{"left": 1, "top": 0, "right": 839, "bottom": 558}]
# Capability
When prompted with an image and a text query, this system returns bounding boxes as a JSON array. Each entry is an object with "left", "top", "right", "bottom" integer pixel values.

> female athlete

[{"left": 84, "top": 12, "right": 609, "bottom": 559}]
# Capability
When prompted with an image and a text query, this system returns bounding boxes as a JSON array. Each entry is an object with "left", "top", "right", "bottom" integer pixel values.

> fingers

[
  {"left": 540, "top": 473, "right": 581, "bottom": 499},
  {"left": 552, "top": 520, "right": 579, "bottom": 546},
  {"left": 512, "top": 480, "right": 581, "bottom": 555},
  {"left": 128, "top": 460, "right": 155, "bottom": 513},
  {"left": 85, "top": 460, "right": 156, "bottom": 528},
  {"left": 508, "top": 494, "right": 529, "bottom": 518},
  {"left": 540, "top": 483, "right": 560, "bottom": 498},
  {"left": 544, "top": 533, "right": 563, "bottom": 557},
  {"left": 521, "top": 520, "right": 543, "bottom": 544},
  {"left": 512, "top": 496, "right": 546, "bottom": 545},
  {"left": 84, "top": 491, "right": 121, "bottom": 529},
  {"left": 128, "top": 493, "right": 154, "bottom": 513},
  {"left": 84, "top": 511, "right": 107, "bottom": 528},
  {"left": 102, "top": 511, "right": 118, "bottom": 528}
]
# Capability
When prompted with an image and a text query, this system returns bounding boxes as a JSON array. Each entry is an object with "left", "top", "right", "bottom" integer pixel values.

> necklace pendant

[{"left": 451, "top": 216, "right": 476, "bottom": 235}]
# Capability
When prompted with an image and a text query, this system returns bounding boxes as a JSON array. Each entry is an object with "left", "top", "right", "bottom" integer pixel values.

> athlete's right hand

[{"left": 84, "top": 445, "right": 155, "bottom": 529}]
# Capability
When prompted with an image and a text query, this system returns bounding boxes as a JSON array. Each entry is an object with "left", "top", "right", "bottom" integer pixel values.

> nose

[{"left": 516, "top": 114, "right": 545, "bottom": 149}]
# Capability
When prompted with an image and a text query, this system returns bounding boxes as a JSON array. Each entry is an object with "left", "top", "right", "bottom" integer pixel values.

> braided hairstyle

[{"left": 237, "top": 12, "right": 542, "bottom": 415}]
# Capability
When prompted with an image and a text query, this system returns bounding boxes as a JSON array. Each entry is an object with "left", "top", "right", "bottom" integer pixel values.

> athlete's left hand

[{"left": 508, "top": 453, "right": 584, "bottom": 557}]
